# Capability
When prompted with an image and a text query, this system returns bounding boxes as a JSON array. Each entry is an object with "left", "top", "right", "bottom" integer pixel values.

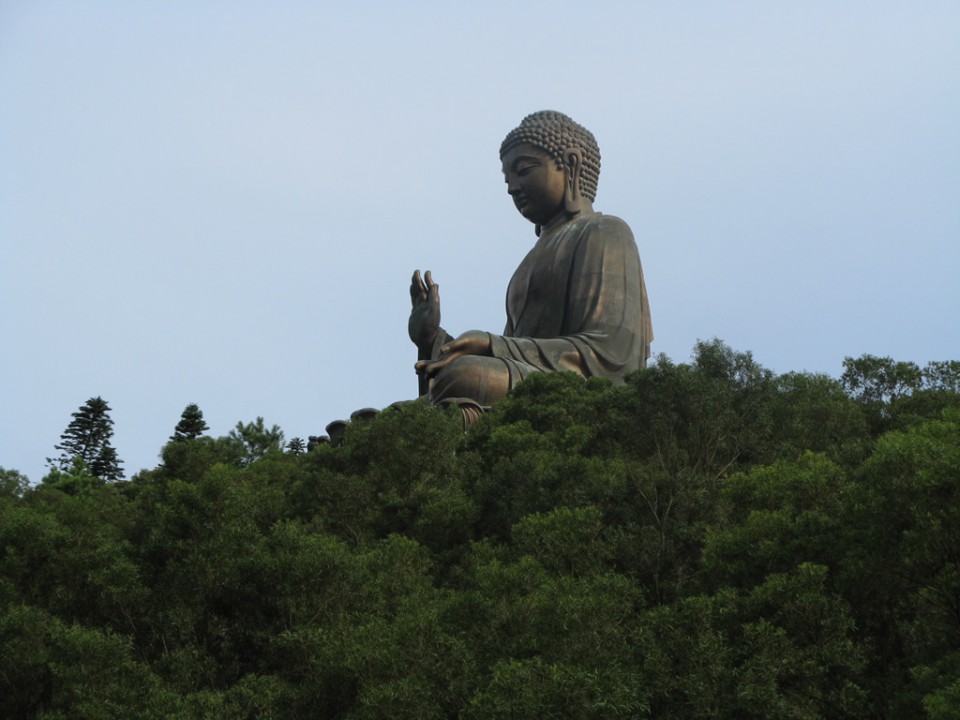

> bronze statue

[{"left": 409, "top": 110, "right": 653, "bottom": 423}]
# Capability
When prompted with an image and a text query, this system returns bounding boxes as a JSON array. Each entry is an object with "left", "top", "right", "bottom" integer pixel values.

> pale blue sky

[{"left": 2, "top": 1, "right": 958, "bottom": 483}]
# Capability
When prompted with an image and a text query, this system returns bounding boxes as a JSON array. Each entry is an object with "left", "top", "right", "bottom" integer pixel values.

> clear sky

[{"left": 2, "top": 1, "right": 958, "bottom": 483}]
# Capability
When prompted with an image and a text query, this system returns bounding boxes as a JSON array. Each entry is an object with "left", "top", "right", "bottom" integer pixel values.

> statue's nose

[{"left": 506, "top": 177, "right": 521, "bottom": 195}]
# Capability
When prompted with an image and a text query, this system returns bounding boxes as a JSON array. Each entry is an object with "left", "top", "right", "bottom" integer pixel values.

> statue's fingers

[
  {"left": 415, "top": 358, "right": 438, "bottom": 376},
  {"left": 425, "top": 270, "right": 440, "bottom": 301},
  {"left": 411, "top": 270, "right": 427, "bottom": 302},
  {"left": 415, "top": 354, "right": 452, "bottom": 378}
]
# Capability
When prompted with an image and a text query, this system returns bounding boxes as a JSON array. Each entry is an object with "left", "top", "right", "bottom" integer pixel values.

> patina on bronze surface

[{"left": 410, "top": 110, "right": 653, "bottom": 421}]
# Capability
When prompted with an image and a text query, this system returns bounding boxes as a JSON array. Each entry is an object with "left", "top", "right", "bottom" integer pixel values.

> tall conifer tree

[
  {"left": 170, "top": 403, "right": 209, "bottom": 442},
  {"left": 49, "top": 396, "right": 124, "bottom": 480}
]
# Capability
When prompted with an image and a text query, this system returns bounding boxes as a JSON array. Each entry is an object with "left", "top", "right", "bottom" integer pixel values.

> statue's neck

[{"left": 536, "top": 203, "right": 595, "bottom": 236}]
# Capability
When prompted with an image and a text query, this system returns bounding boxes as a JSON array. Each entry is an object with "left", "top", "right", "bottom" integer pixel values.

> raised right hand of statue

[{"left": 408, "top": 269, "right": 441, "bottom": 350}]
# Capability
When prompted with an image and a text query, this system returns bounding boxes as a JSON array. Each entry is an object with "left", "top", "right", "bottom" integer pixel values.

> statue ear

[{"left": 563, "top": 148, "right": 584, "bottom": 215}]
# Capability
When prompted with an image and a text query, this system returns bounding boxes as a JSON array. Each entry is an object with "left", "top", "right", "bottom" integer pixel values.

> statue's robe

[{"left": 425, "top": 212, "right": 652, "bottom": 407}]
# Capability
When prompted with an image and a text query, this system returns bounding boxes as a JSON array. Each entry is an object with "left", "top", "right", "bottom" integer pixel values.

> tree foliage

[
  {"left": 0, "top": 467, "right": 30, "bottom": 498},
  {"left": 4, "top": 343, "right": 959, "bottom": 718},
  {"left": 170, "top": 403, "right": 209, "bottom": 442},
  {"left": 228, "top": 416, "right": 285, "bottom": 466},
  {"left": 47, "top": 396, "right": 123, "bottom": 481}
]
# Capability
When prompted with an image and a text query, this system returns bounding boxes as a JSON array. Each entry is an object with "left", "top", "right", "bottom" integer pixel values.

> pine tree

[
  {"left": 228, "top": 417, "right": 284, "bottom": 466},
  {"left": 48, "top": 396, "right": 124, "bottom": 480},
  {"left": 170, "top": 403, "right": 209, "bottom": 442},
  {"left": 286, "top": 437, "right": 306, "bottom": 455}
]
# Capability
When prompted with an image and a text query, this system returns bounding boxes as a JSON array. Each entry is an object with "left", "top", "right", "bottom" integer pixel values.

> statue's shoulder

[{"left": 580, "top": 212, "right": 636, "bottom": 243}]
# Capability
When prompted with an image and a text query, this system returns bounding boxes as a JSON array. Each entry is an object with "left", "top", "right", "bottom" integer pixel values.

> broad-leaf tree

[
  {"left": 0, "top": 467, "right": 30, "bottom": 498},
  {"left": 6, "top": 343, "right": 960, "bottom": 718}
]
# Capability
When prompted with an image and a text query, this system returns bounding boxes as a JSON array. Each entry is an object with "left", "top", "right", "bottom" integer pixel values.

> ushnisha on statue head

[{"left": 499, "top": 111, "right": 601, "bottom": 234}]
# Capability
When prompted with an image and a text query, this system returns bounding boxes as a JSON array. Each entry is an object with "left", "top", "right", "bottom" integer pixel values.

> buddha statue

[{"left": 409, "top": 110, "right": 653, "bottom": 423}]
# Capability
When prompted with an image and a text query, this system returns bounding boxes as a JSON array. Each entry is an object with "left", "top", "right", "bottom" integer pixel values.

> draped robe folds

[{"left": 425, "top": 212, "right": 652, "bottom": 407}]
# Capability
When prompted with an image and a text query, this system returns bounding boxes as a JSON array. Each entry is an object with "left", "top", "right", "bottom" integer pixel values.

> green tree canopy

[
  {"left": 0, "top": 467, "right": 30, "bottom": 498},
  {"left": 170, "top": 403, "right": 209, "bottom": 442},
  {"left": 228, "top": 416, "right": 284, "bottom": 466},
  {"left": 5, "top": 344, "right": 960, "bottom": 718},
  {"left": 47, "top": 396, "right": 123, "bottom": 481}
]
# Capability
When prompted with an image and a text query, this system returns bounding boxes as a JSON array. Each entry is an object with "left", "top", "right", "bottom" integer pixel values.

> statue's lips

[{"left": 514, "top": 195, "right": 529, "bottom": 211}]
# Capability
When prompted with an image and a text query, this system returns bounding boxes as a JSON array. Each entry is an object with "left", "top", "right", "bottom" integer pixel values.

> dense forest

[{"left": 2, "top": 340, "right": 959, "bottom": 719}]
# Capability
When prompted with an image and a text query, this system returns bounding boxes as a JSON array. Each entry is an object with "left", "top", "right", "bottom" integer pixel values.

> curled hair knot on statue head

[{"left": 499, "top": 110, "right": 601, "bottom": 203}]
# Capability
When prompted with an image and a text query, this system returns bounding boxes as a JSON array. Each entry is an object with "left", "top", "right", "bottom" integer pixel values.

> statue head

[{"left": 500, "top": 111, "right": 601, "bottom": 204}]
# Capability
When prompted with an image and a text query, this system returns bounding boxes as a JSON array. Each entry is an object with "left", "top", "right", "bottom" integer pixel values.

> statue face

[{"left": 501, "top": 143, "right": 567, "bottom": 226}]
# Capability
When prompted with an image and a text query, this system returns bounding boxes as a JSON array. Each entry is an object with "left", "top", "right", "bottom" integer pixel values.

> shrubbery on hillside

[{"left": 2, "top": 341, "right": 959, "bottom": 718}]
